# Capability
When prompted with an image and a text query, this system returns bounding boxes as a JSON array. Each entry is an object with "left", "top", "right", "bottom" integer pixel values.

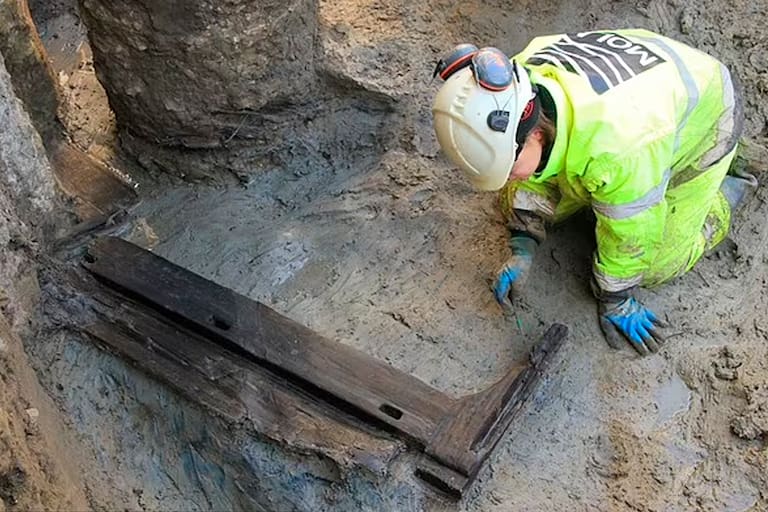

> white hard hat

[{"left": 432, "top": 49, "right": 534, "bottom": 191}]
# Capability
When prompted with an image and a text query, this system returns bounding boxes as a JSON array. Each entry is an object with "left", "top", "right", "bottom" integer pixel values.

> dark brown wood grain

[
  {"left": 85, "top": 236, "right": 450, "bottom": 444},
  {"left": 80, "top": 236, "right": 567, "bottom": 497},
  {"left": 422, "top": 324, "right": 567, "bottom": 486},
  {"left": 71, "top": 268, "right": 401, "bottom": 474}
]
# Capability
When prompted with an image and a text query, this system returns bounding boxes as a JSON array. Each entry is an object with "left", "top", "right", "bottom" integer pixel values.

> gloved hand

[
  {"left": 599, "top": 295, "right": 667, "bottom": 355},
  {"left": 493, "top": 235, "right": 537, "bottom": 307}
]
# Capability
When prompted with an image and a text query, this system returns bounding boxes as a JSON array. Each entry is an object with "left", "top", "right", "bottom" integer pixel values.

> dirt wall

[
  {"left": 0, "top": 49, "right": 57, "bottom": 331},
  {"left": 0, "top": 317, "right": 89, "bottom": 512},
  {"left": 0, "top": 50, "right": 89, "bottom": 511},
  {"left": 75, "top": 0, "right": 406, "bottom": 182}
]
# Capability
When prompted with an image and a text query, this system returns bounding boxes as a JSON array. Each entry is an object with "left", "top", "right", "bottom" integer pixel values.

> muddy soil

[
  {"left": 23, "top": 0, "right": 768, "bottom": 510},
  {"left": 0, "top": 315, "right": 88, "bottom": 512}
]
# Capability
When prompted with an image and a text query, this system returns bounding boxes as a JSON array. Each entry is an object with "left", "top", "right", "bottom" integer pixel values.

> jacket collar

[{"left": 527, "top": 71, "right": 571, "bottom": 183}]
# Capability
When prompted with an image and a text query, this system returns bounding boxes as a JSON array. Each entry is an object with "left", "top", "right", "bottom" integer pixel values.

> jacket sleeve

[
  {"left": 582, "top": 138, "right": 674, "bottom": 293},
  {"left": 498, "top": 177, "right": 560, "bottom": 243}
]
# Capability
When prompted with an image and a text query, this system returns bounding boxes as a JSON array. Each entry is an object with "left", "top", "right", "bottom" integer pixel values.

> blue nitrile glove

[
  {"left": 599, "top": 296, "right": 667, "bottom": 356},
  {"left": 493, "top": 235, "right": 537, "bottom": 307}
]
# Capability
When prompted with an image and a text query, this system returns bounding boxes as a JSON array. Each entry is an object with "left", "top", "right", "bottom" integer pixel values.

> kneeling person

[{"left": 431, "top": 30, "right": 756, "bottom": 355}]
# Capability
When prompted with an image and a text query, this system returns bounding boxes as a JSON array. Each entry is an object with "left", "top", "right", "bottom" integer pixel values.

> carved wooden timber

[{"left": 81, "top": 236, "right": 567, "bottom": 497}]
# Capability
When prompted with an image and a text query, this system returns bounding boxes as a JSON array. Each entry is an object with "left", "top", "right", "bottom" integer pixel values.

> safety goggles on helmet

[
  {"left": 432, "top": 44, "right": 517, "bottom": 92},
  {"left": 431, "top": 44, "right": 540, "bottom": 191}
]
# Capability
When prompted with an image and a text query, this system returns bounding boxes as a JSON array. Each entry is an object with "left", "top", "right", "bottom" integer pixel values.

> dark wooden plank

[
  {"left": 74, "top": 273, "right": 401, "bottom": 474},
  {"left": 79, "top": 236, "right": 568, "bottom": 498},
  {"left": 50, "top": 141, "right": 137, "bottom": 221},
  {"left": 424, "top": 324, "right": 567, "bottom": 477},
  {"left": 86, "top": 319, "right": 247, "bottom": 423},
  {"left": 414, "top": 456, "right": 468, "bottom": 500},
  {"left": 84, "top": 236, "right": 452, "bottom": 445},
  {"left": 53, "top": 209, "right": 131, "bottom": 256}
]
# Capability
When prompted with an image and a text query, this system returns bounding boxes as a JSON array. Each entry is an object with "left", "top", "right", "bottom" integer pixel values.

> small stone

[
  {"left": 679, "top": 10, "right": 695, "bottom": 35},
  {"left": 333, "top": 23, "right": 351, "bottom": 36},
  {"left": 651, "top": 463, "right": 673, "bottom": 485},
  {"left": 713, "top": 347, "right": 742, "bottom": 380},
  {"left": 24, "top": 408, "right": 40, "bottom": 436},
  {"left": 714, "top": 366, "right": 738, "bottom": 380}
]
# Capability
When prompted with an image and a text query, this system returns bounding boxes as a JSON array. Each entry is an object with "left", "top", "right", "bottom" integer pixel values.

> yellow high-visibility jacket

[{"left": 501, "top": 29, "right": 741, "bottom": 292}]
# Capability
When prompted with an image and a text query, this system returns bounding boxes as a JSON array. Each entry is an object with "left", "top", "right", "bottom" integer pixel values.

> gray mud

[{"left": 24, "top": 0, "right": 768, "bottom": 510}]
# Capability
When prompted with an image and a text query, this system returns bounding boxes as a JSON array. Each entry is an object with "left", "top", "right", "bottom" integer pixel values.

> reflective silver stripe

[
  {"left": 636, "top": 35, "right": 699, "bottom": 153},
  {"left": 593, "top": 267, "right": 643, "bottom": 293},
  {"left": 699, "top": 63, "right": 739, "bottom": 168},
  {"left": 592, "top": 169, "right": 671, "bottom": 220},
  {"left": 513, "top": 190, "right": 558, "bottom": 219}
]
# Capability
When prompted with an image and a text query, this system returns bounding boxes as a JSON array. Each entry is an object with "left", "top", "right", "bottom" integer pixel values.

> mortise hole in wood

[
  {"left": 379, "top": 404, "right": 403, "bottom": 420},
  {"left": 211, "top": 315, "right": 231, "bottom": 331}
]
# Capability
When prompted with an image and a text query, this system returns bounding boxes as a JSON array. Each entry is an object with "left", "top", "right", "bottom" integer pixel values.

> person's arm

[
  {"left": 493, "top": 180, "right": 558, "bottom": 306},
  {"left": 583, "top": 143, "right": 672, "bottom": 354}
]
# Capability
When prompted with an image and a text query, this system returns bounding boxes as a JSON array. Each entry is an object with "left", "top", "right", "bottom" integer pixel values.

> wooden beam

[
  {"left": 81, "top": 236, "right": 567, "bottom": 497},
  {"left": 85, "top": 236, "right": 450, "bottom": 444},
  {"left": 420, "top": 323, "right": 566, "bottom": 495},
  {"left": 68, "top": 268, "right": 401, "bottom": 475}
]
